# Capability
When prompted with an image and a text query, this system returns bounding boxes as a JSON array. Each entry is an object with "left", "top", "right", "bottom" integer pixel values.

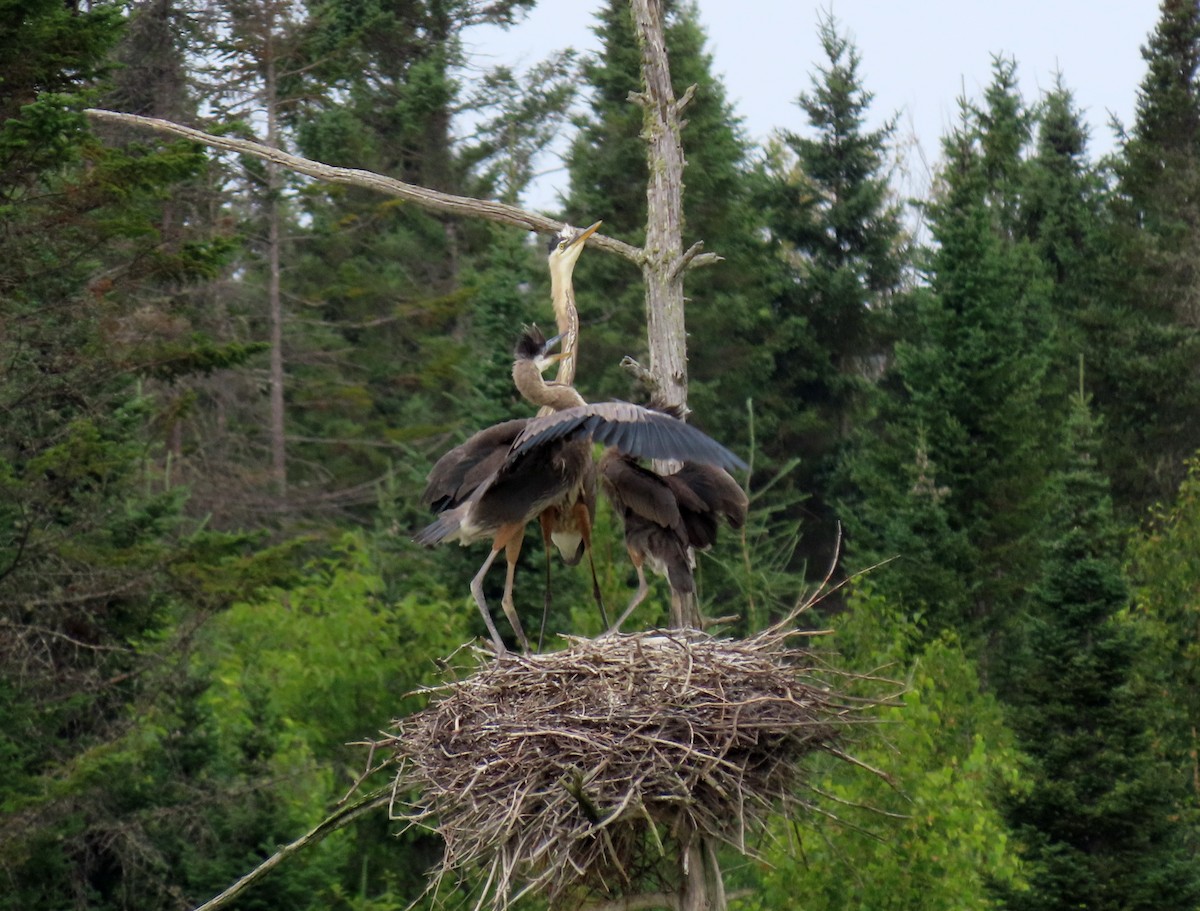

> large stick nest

[{"left": 378, "top": 626, "right": 875, "bottom": 910}]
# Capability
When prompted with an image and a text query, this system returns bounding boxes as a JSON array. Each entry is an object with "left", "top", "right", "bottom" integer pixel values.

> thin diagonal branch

[
  {"left": 191, "top": 788, "right": 390, "bottom": 911},
  {"left": 84, "top": 109, "right": 642, "bottom": 264}
]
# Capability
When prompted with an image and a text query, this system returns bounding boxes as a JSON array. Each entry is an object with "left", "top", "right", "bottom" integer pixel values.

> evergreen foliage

[
  {"left": 0, "top": 3, "right": 314, "bottom": 907},
  {"left": 1016, "top": 78, "right": 1108, "bottom": 417},
  {"left": 1002, "top": 392, "right": 1200, "bottom": 910},
  {"left": 7, "top": 1, "right": 1200, "bottom": 909},
  {"left": 1098, "top": 0, "right": 1200, "bottom": 513},
  {"left": 757, "top": 13, "right": 907, "bottom": 579},
  {"left": 841, "top": 60, "right": 1056, "bottom": 649},
  {"left": 460, "top": 50, "right": 579, "bottom": 204}
]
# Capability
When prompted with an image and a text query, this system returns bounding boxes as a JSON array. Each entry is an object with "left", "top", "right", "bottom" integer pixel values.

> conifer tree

[
  {"left": 0, "top": 3, "right": 281, "bottom": 906},
  {"left": 841, "top": 61, "right": 1055, "bottom": 650},
  {"left": 1002, "top": 391, "right": 1200, "bottom": 911},
  {"left": 460, "top": 50, "right": 579, "bottom": 205},
  {"left": 282, "top": 0, "right": 546, "bottom": 489},
  {"left": 1018, "top": 77, "right": 1107, "bottom": 394},
  {"left": 1099, "top": 0, "right": 1200, "bottom": 513},
  {"left": 192, "top": 0, "right": 312, "bottom": 498},
  {"left": 1120, "top": 0, "right": 1200, "bottom": 252},
  {"left": 974, "top": 56, "right": 1033, "bottom": 232},
  {"left": 758, "top": 13, "right": 907, "bottom": 576},
  {"left": 1021, "top": 79, "right": 1103, "bottom": 303}
]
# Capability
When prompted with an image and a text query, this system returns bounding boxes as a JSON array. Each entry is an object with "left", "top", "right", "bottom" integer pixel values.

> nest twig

[{"left": 377, "top": 625, "right": 879, "bottom": 910}]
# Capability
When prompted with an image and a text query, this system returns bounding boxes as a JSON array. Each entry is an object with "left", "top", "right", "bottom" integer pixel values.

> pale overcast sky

[{"left": 463, "top": 1, "right": 1163, "bottom": 212}]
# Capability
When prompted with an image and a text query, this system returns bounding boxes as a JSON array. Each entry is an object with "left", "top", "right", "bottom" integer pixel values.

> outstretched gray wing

[{"left": 510, "top": 402, "right": 746, "bottom": 472}]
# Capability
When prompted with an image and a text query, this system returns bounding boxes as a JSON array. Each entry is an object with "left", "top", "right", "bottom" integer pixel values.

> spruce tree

[
  {"left": 1002, "top": 391, "right": 1200, "bottom": 911},
  {"left": 0, "top": 3, "right": 280, "bottom": 907},
  {"left": 841, "top": 61, "right": 1055, "bottom": 652},
  {"left": 1120, "top": 0, "right": 1200, "bottom": 249},
  {"left": 758, "top": 13, "right": 907, "bottom": 578},
  {"left": 1019, "top": 77, "right": 1107, "bottom": 398},
  {"left": 282, "top": 0, "right": 548, "bottom": 489},
  {"left": 1099, "top": 0, "right": 1200, "bottom": 513},
  {"left": 1020, "top": 79, "right": 1103, "bottom": 306}
]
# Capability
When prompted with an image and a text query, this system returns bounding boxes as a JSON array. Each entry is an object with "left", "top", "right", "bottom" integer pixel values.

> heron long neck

[
  {"left": 513, "top": 359, "right": 586, "bottom": 412},
  {"left": 549, "top": 269, "right": 579, "bottom": 388}
]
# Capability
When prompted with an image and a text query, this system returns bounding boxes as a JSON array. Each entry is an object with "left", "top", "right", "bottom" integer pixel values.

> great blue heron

[
  {"left": 599, "top": 449, "right": 748, "bottom": 633},
  {"left": 542, "top": 220, "right": 601, "bottom": 392},
  {"left": 525, "top": 219, "right": 603, "bottom": 640},
  {"left": 416, "top": 327, "right": 745, "bottom": 654}
]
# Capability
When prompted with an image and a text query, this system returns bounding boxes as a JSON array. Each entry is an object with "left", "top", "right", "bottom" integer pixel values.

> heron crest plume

[{"left": 515, "top": 325, "right": 549, "bottom": 360}]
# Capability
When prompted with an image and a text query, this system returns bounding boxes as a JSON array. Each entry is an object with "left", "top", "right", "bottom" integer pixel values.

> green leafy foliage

[
  {"left": 200, "top": 534, "right": 462, "bottom": 756},
  {"left": 1132, "top": 458, "right": 1200, "bottom": 718},
  {"left": 185, "top": 534, "right": 465, "bottom": 906},
  {"left": 741, "top": 590, "right": 1025, "bottom": 911},
  {"left": 1130, "top": 456, "right": 1200, "bottom": 862},
  {"left": 9, "top": 1, "right": 1200, "bottom": 909}
]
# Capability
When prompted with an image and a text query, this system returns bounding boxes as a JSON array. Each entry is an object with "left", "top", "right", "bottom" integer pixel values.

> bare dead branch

[
  {"left": 83, "top": 109, "right": 642, "bottom": 264},
  {"left": 0, "top": 619, "right": 131, "bottom": 654},
  {"left": 673, "top": 83, "right": 697, "bottom": 116},
  {"left": 619, "top": 355, "right": 656, "bottom": 389},
  {"left": 670, "top": 241, "right": 721, "bottom": 281},
  {"left": 191, "top": 788, "right": 390, "bottom": 911}
]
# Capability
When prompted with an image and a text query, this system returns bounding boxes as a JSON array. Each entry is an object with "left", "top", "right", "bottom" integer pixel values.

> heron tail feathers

[{"left": 414, "top": 509, "right": 462, "bottom": 547}]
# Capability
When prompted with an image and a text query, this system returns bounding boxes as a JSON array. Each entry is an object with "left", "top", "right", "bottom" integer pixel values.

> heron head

[
  {"left": 546, "top": 220, "right": 602, "bottom": 278},
  {"left": 514, "top": 325, "right": 565, "bottom": 373}
]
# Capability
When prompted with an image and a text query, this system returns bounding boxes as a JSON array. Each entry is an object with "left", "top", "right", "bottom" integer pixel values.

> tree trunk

[
  {"left": 631, "top": 0, "right": 703, "bottom": 632},
  {"left": 264, "top": 11, "right": 286, "bottom": 497},
  {"left": 631, "top": 2, "right": 724, "bottom": 909},
  {"left": 631, "top": 0, "right": 690, "bottom": 418}
]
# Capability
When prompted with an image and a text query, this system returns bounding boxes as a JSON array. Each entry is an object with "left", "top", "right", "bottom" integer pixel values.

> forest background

[{"left": 5, "top": 0, "right": 1200, "bottom": 909}]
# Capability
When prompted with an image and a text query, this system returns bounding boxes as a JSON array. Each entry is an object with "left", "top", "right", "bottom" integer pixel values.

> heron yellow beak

[{"left": 567, "top": 220, "right": 602, "bottom": 249}]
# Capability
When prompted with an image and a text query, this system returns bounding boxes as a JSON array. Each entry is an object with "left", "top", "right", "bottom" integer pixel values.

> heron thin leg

[
  {"left": 537, "top": 512, "right": 555, "bottom": 652},
  {"left": 604, "top": 553, "right": 648, "bottom": 636},
  {"left": 499, "top": 525, "right": 531, "bottom": 653},
  {"left": 470, "top": 547, "right": 508, "bottom": 654},
  {"left": 574, "top": 501, "right": 608, "bottom": 628}
]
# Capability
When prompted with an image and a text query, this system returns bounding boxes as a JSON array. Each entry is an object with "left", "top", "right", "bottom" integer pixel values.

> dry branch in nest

[{"left": 377, "top": 625, "right": 878, "bottom": 911}]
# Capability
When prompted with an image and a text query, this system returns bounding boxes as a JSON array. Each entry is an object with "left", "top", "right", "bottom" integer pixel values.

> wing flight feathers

[
  {"left": 421, "top": 418, "right": 529, "bottom": 510},
  {"left": 511, "top": 403, "right": 746, "bottom": 471}
]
